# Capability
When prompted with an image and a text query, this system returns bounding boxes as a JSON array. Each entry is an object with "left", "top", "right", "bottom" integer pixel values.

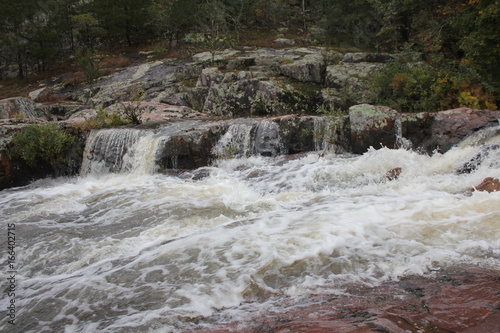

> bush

[
  {"left": 74, "top": 108, "right": 130, "bottom": 132},
  {"left": 371, "top": 59, "right": 498, "bottom": 112},
  {"left": 371, "top": 61, "right": 437, "bottom": 113},
  {"left": 9, "top": 124, "right": 77, "bottom": 168}
]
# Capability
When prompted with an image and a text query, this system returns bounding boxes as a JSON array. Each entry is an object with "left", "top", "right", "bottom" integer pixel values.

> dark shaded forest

[{"left": 1, "top": 0, "right": 498, "bottom": 109}]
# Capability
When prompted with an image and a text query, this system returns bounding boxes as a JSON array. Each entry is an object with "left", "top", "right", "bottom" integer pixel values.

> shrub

[
  {"left": 9, "top": 123, "right": 77, "bottom": 168},
  {"left": 371, "top": 61, "right": 437, "bottom": 113},
  {"left": 74, "top": 108, "right": 129, "bottom": 132},
  {"left": 371, "top": 59, "right": 497, "bottom": 112}
]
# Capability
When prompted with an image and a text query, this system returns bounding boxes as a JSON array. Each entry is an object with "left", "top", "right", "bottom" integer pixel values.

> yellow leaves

[
  {"left": 457, "top": 84, "right": 498, "bottom": 110},
  {"left": 390, "top": 73, "right": 408, "bottom": 89}
]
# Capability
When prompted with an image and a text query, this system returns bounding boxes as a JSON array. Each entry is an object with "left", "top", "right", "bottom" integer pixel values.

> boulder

[
  {"left": 192, "top": 50, "right": 239, "bottom": 64},
  {"left": 279, "top": 53, "right": 326, "bottom": 83},
  {"left": 419, "top": 108, "right": 500, "bottom": 154},
  {"left": 72, "top": 60, "right": 177, "bottom": 108},
  {"left": 474, "top": 177, "right": 500, "bottom": 193},
  {"left": 324, "top": 62, "right": 382, "bottom": 107},
  {"left": 400, "top": 112, "right": 433, "bottom": 151},
  {"left": 197, "top": 67, "right": 225, "bottom": 87},
  {"left": 0, "top": 97, "right": 45, "bottom": 119},
  {"left": 156, "top": 122, "right": 227, "bottom": 170},
  {"left": 386, "top": 167, "right": 402, "bottom": 180},
  {"left": 349, "top": 104, "right": 400, "bottom": 153}
]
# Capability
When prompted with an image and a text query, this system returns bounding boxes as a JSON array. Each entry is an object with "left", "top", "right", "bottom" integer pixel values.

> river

[{"left": 1, "top": 124, "right": 499, "bottom": 332}]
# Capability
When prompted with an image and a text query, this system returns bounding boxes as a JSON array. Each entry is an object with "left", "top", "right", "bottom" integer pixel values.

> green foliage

[
  {"left": 90, "top": 0, "right": 155, "bottom": 46},
  {"left": 316, "top": 104, "right": 347, "bottom": 117},
  {"left": 74, "top": 108, "right": 129, "bottom": 132},
  {"left": 75, "top": 49, "right": 101, "bottom": 83},
  {"left": 372, "top": 61, "right": 436, "bottom": 112},
  {"left": 371, "top": 59, "right": 498, "bottom": 112},
  {"left": 9, "top": 123, "right": 76, "bottom": 168}
]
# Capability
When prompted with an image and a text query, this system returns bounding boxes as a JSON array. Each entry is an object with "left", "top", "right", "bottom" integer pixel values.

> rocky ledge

[{"left": 186, "top": 267, "right": 500, "bottom": 333}]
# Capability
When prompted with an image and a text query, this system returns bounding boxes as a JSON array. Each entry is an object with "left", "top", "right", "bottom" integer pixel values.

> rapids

[{"left": 1, "top": 125, "right": 499, "bottom": 332}]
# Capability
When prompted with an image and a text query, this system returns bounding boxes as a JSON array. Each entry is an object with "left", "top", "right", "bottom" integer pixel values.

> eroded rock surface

[{"left": 185, "top": 267, "right": 500, "bottom": 333}]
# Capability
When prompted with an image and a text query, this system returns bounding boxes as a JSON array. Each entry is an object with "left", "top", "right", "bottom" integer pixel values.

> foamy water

[{"left": 1, "top": 133, "right": 499, "bottom": 332}]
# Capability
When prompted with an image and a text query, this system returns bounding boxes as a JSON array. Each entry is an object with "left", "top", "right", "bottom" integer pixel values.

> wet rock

[
  {"left": 400, "top": 112, "right": 433, "bottom": 150},
  {"left": 474, "top": 177, "right": 500, "bottom": 193},
  {"left": 457, "top": 144, "right": 500, "bottom": 174},
  {"left": 274, "top": 115, "right": 319, "bottom": 154},
  {"left": 186, "top": 267, "right": 500, "bottom": 333},
  {"left": 156, "top": 122, "right": 227, "bottom": 170},
  {"left": 349, "top": 104, "right": 400, "bottom": 154},
  {"left": 419, "top": 108, "right": 500, "bottom": 154},
  {"left": 386, "top": 167, "right": 402, "bottom": 180}
]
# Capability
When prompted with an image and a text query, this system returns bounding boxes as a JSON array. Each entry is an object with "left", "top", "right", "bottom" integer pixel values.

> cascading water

[
  {"left": 212, "top": 121, "right": 257, "bottom": 158},
  {"left": 81, "top": 128, "right": 160, "bottom": 174},
  {"left": 212, "top": 119, "right": 284, "bottom": 158},
  {"left": 1, "top": 121, "right": 499, "bottom": 333}
]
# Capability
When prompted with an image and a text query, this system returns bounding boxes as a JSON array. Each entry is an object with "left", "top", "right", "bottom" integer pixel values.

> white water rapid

[{"left": 1, "top": 125, "right": 499, "bottom": 332}]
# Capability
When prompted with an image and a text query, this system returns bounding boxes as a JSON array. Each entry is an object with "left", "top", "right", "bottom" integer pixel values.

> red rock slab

[{"left": 186, "top": 267, "right": 500, "bottom": 333}]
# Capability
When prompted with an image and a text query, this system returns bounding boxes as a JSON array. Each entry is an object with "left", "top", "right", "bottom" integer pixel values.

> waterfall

[
  {"left": 394, "top": 116, "right": 413, "bottom": 149},
  {"left": 313, "top": 116, "right": 348, "bottom": 154},
  {"left": 212, "top": 122, "right": 256, "bottom": 158},
  {"left": 254, "top": 120, "right": 284, "bottom": 157},
  {"left": 80, "top": 129, "right": 162, "bottom": 175},
  {"left": 213, "top": 119, "right": 284, "bottom": 158}
]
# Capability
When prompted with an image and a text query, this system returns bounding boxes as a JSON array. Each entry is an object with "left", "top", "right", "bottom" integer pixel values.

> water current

[{"left": 1, "top": 124, "right": 499, "bottom": 332}]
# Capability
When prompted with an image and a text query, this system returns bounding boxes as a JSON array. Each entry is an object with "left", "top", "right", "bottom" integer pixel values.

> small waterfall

[
  {"left": 213, "top": 119, "right": 284, "bottom": 158},
  {"left": 313, "top": 117, "right": 348, "bottom": 154},
  {"left": 81, "top": 129, "right": 162, "bottom": 175},
  {"left": 254, "top": 120, "right": 284, "bottom": 157},
  {"left": 394, "top": 117, "right": 413, "bottom": 150},
  {"left": 213, "top": 122, "right": 256, "bottom": 158},
  {"left": 456, "top": 122, "right": 500, "bottom": 148}
]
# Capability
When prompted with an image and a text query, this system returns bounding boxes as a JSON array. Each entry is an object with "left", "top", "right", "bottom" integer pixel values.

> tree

[
  {"left": 152, "top": 0, "right": 199, "bottom": 48},
  {"left": 91, "top": 0, "right": 155, "bottom": 46},
  {"left": 199, "top": 0, "right": 237, "bottom": 54}
]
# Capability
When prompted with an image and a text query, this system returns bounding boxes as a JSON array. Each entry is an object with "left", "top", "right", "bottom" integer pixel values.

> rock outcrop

[
  {"left": 0, "top": 97, "right": 45, "bottom": 119},
  {"left": 418, "top": 108, "right": 500, "bottom": 154},
  {"left": 349, "top": 104, "right": 400, "bottom": 154},
  {"left": 350, "top": 105, "right": 500, "bottom": 154},
  {"left": 28, "top": 48, "right": 395, "bottom": 118},
  {"left": 1, "top": 48, "right": 499, "bottom": 189}
]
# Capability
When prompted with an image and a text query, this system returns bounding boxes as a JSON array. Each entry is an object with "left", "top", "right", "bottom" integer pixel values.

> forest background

[{"left": 0, "top": 0, "right": 498, "bottom": 112}]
